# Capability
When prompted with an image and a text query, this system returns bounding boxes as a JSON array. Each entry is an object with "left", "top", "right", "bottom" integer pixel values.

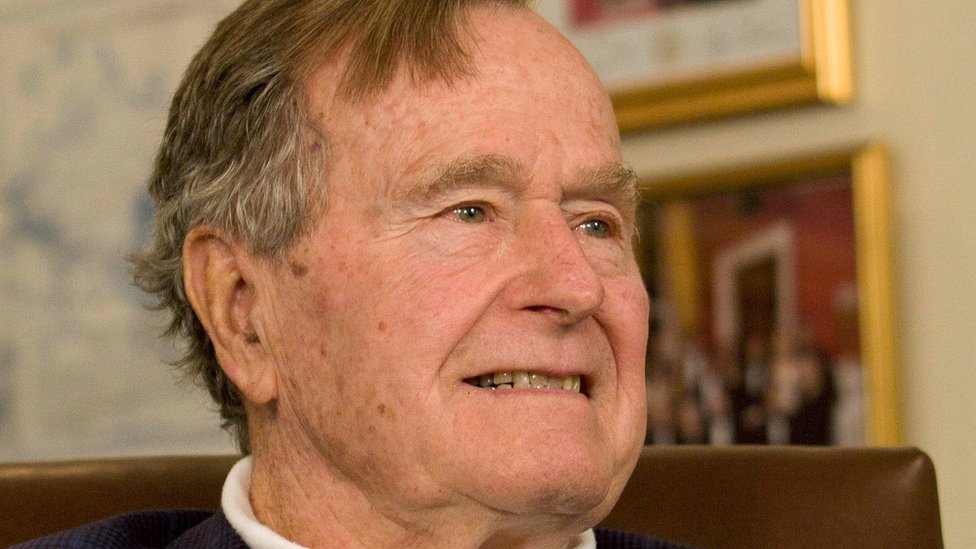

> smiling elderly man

[{"left": 17, "top": 1, "right": 689, "bottom": 548}]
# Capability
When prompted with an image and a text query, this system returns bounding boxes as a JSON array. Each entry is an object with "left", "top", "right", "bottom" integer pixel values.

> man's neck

[{"left": 244, "top": 449, "right": 592, "bottom": 549}]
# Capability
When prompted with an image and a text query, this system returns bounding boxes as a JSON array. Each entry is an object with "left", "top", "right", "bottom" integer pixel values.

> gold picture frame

[
  {"left": 638, "top": 144, "right": 900, "bottom": 446},
  {"left": 538, "top": 0, "right": 853, "bottom": 132}
]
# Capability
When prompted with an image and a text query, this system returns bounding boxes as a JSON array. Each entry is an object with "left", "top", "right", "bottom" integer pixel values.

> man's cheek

[
  {"left": 388, "top": 241, "right": 504, "bottom": 306},
  {"left": 409, "top": 221, "right": 507, "bottom": 261}
]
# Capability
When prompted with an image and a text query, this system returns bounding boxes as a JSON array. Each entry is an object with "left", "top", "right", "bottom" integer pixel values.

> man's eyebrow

[
  {"left": 566, "top": 162, "right": 640, "bottom": 211},
  {"left": 397, "top": 156, "right": 638, "bottom": 212},
  {"left": 398, "top": 154, "right": 526, "bottom": 204}
]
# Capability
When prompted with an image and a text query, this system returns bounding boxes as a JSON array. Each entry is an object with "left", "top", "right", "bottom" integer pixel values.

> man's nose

[{"left": 502, "top": 209, "right": 605, "bottom": 324}]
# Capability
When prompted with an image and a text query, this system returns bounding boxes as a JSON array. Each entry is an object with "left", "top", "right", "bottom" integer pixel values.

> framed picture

[
  {"left": 536, "top": 0, "right": 853, "bottom": 131},
  {"left": 637, "top": 144, "right": 900, "bottom": 446}
]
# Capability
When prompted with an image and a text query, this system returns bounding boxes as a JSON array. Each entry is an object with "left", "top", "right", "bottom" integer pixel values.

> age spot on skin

[
  {"left": 377, "top": 321, "right": 387, "bottom": 332},
  {"left": 377, "top": 403, "right": 395, "bottom": 420},
  {"left": 289, "top": 261, "right": 309, "bottom": 277}
]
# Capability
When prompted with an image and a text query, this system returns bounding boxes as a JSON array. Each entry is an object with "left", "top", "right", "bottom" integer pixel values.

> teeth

[
  {"left": 561, "top": 376, "right": 574, "bottom": 391},
  {"left": 493, "top": 372, "right": 513, "bottom": 384},
  {"left": 466, "top": 371, "right": 582, "bottom": 393},
  {"left": 529, "top": 373, "right": 547, "bottom": 389}
]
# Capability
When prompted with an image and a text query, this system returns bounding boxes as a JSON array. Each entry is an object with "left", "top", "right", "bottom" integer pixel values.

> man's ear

[{"left": 182, "top": 226, "right": 278, "bottom": 405}]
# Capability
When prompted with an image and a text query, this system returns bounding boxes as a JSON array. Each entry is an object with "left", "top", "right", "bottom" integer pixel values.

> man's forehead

[
  {"left": 304, "top": 7, "right": 607, "bottom": 121},
  {"left": 303, "top": 6, "right": 625, "bottom": 211}
]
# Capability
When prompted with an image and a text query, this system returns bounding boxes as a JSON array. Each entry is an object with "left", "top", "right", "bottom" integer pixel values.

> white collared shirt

[{"left": 222, "top": 456, "right": 597, "bottom": 549}]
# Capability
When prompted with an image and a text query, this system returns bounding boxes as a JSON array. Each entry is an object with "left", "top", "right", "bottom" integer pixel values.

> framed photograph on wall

[
  {"left": 536, "top": 0, "right": 853, "bottom": 131},
  {"left": 637, "top": 144, "right": 900, "bottom": 447}
]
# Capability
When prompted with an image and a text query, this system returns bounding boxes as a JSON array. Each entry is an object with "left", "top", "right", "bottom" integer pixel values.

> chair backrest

[
  {"left": 0, "top": 454, "right": 236, "bottom": 547},
  {"left": 0, "top": 447, "right": 942, "bottom": 548},
  {"left": 601, "top": 446, "right": 943, "bottom": 549}
]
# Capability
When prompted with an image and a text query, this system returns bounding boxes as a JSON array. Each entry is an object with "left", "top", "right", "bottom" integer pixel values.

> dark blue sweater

[{"left": 11, "top": 509, "right": 692, "bottom": 548}]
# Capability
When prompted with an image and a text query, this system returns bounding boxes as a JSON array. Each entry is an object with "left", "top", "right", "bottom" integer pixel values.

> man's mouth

[{"left": 463, "top": 371, "right": 583, "bottom": 393}]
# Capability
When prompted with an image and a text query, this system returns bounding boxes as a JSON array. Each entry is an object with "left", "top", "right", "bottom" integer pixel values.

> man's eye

[
  {"left": 577, "top": 218, "right": 612, "bottom": 238},
  {"left": 451, "top": 205, "right": 487, "bottom": 223}
]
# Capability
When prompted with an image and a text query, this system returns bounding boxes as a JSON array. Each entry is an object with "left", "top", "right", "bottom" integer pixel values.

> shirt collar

[{"left": 222, "top": 456, "right": 306, "bottom": 549}]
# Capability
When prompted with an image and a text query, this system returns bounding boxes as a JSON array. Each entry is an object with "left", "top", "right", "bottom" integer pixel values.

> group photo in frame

[
  {"left": 636, "top": 145, "right": 900, "bottom": 447},
  {"left": 536, "top": 0, "right": 852, "bottom": 131}
]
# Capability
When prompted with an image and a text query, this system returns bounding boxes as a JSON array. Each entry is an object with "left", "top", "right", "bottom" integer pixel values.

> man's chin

[
  {"left": 472, "top": 475, "right": 622, "bottom": 540},
  {"left": 459, "top": 445, "right": 624, "bottom": 526},
  {"left": 489, "top": 436, "right": 642, "bottom": 528},
  {"left": 440, "top": 400, "right": 644, "bottom": 524}
]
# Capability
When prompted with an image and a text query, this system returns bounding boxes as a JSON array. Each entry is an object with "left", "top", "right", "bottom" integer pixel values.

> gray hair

[{"left": 131, "top": 0, "right": 530, "bottom": 453}]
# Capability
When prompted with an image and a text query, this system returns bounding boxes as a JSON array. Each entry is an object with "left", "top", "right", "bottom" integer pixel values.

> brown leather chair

[
  {"left": 0, "top": 447, "right": 943, "bottom": 548},
  {"left": 602, "top": 446, "right": 943, "bottom": 549}
]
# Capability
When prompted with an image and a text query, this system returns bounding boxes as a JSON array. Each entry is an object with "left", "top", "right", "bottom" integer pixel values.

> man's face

[{"left": 258, "top": 7, "right": 649, "bottom": 529}]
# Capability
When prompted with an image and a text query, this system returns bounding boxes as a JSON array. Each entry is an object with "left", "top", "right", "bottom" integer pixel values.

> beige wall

[{"left": 621, "top": 0, "right": 976, "bottom": 545}]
